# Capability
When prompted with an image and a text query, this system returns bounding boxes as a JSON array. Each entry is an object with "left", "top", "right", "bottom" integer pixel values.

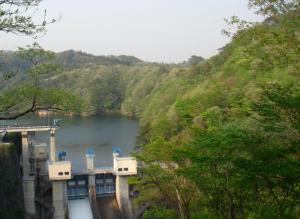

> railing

[
  {"left": 37, "top": 166, "right": 115, "bottom": 177},
  {"left": 94, "top": 166, "right": 113, "bottom": 173},
  {"left": 71, "top": 169, "right": 89, "bottom": 175},
  {"left": 0, "top": 124, "right": 59, "bottom": 132},
  {"left": 72, "top": 166, "right": 114, "bottom": 175}
]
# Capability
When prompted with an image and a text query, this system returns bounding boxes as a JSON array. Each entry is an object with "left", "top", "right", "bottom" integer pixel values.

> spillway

[
  {"left": 68, "top": 198, "right": 93, "bottom": 219},
  {"left": 97, "top": 196, "right": 123, "bottom": 219}
]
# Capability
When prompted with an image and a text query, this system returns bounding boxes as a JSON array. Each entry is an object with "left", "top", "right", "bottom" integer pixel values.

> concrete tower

[
  {"left": 86, "top": 149, "right": 100, "bottom": 218},
  {"left": 22, "top": 131, "right": 36, "bottom": 218},
  {"left": 48, "top": 129, "right": 71, "bottom": 219},
  {"left": 113, "top": 147, "right": 137, "bottom": 219}
]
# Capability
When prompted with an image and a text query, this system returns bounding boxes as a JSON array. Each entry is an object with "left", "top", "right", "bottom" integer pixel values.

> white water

[{"left": 68, "top": 198, "right": 93, "bottom": 219}]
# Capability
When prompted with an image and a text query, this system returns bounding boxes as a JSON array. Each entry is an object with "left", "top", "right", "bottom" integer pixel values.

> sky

[{"left": 0, "top": 0, "right": 261, "bottom": 63}]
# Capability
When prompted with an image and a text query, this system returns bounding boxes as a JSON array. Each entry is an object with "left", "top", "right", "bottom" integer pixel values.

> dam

[{"left": 0, "top": 122, "right": 137, "bottom": 219}]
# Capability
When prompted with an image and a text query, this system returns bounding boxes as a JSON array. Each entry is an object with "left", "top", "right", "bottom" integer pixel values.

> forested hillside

[
  {"left": 0, "top": 1, "right": 300, "bottom": 218},
  {"left": 132, "top": 2, "right": 300, "bottom": 219},
  {"left": 0, "top": 49, "right": 142, "bottom": 72}
]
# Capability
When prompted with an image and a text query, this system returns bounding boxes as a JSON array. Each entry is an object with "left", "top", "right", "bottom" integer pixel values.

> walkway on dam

[
  {"left": 0, "top": 124, "right": 58, "bottom": 133},
  {"left": 68, "top": 198, "right": 93, "bottom": 219}
]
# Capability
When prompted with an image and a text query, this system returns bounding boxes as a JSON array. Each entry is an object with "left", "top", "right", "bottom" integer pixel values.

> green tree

[
  {"left": 91, "top": 69, "right": 125, "bottom": 112},
  {"left": 247, "top": 82, "right": 300, "bottom": 218},
  {"left": 248, "top": 0, "right": 300, "bottom": 16},
  {"left": 136, "top": 133, "right": 199, "bottom": 219},
  {"left": 0, "top": 43, "right": 84, "bottom": 120},
  {"left": 180, "top": 82, "right": 300, "bottom": 219},
  {"left": 187, "top": 56, "right": 205, "bottom": 66},
  {"left": 0, "top": 0, "right": 54, "bottom": 36}
]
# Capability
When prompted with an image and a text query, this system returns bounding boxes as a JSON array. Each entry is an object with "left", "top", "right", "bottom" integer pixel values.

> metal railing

[
  {"left": 0, "top": 124, "right": 59, "bottom": 132},
  {"left": 72, "top": 166, "right": 114, "bottom": 175}
]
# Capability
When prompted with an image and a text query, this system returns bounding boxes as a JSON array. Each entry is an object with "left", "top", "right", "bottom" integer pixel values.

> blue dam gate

[
  {"left": 67, "top": 175, "right": 89, "bottom": 199},
  {"left": 96, "top": 173, "right": 115, "bottom": 196}
]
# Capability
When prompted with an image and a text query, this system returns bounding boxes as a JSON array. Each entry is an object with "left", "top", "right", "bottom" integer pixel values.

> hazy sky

[{"left": 0, "top": 0, "right": 261, "bottom": 63}]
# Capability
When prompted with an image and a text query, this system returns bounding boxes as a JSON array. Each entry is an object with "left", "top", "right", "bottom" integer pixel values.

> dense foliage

[
  {"left": 0, "top": 1, "right": 299, "bottom": 218},
  {"left": 133, "top": 2, "right": 300, "bottom": 219},
  {"left": 0, "top": 44, "right": 85, "bottom": 119},
  {"left": 0, "top": 0, "right": 54, "bottom": 36}
]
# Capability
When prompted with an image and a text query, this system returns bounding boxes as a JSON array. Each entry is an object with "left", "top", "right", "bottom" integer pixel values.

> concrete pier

[
  {"left": 88, "top": 173, "right": 96, "bottom": 204},
  {"left": 86, "top": 149, "right": 101, "bottom": 219},
  {"left": 23, "top": 176, "right": 36, "bottom": 218},
  {"left": 21, "top": 132, "right": 30, "bottom": 177},
  {"left": 113, "top": 147, "right": 137, "bottom": 219},
  {"left": 52, "top": 181, "right": 67, "bottom": 219},
  {"left": 22, "top": 131, "right": 37, "bottom": 217},
  {"left": 86, "top": 150, "right": 96, "bottom": 193},
  {"left": 116, "top": 175, "right": 133, "bottom": 219},
  {"left": 50, "top": 129, "right": 56, "bottom": 162},
  {"left": 49, "top": 127, "right": 69, "bottom": 219}
]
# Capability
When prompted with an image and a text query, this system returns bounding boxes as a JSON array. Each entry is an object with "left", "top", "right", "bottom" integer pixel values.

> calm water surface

[{"left": 7, "top": 115, "right": 139, "bottom": 169}]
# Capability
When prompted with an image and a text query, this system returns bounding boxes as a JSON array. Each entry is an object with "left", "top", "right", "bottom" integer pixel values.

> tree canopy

[
  {"left": 0, "top": 44, "right": 85, "bottom": 120},
  {"left": 0, "top": 0, "right": 54, "bottom": 36},
  {"left": 248, "top": 0, "right": 300, "bottom": 16}
]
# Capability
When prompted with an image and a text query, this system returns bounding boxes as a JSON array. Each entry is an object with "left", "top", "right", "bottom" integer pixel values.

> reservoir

[{"left": 7, "top": 114, "right": 139, "bottom": 169}]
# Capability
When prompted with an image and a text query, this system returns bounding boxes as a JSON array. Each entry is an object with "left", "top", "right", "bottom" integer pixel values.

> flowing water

[
  {"left": 6, "top": 114, "right": 139, "bottom": 169},
  {"left": 68, "top": 198, "right": 93, "bottom": 219}
]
